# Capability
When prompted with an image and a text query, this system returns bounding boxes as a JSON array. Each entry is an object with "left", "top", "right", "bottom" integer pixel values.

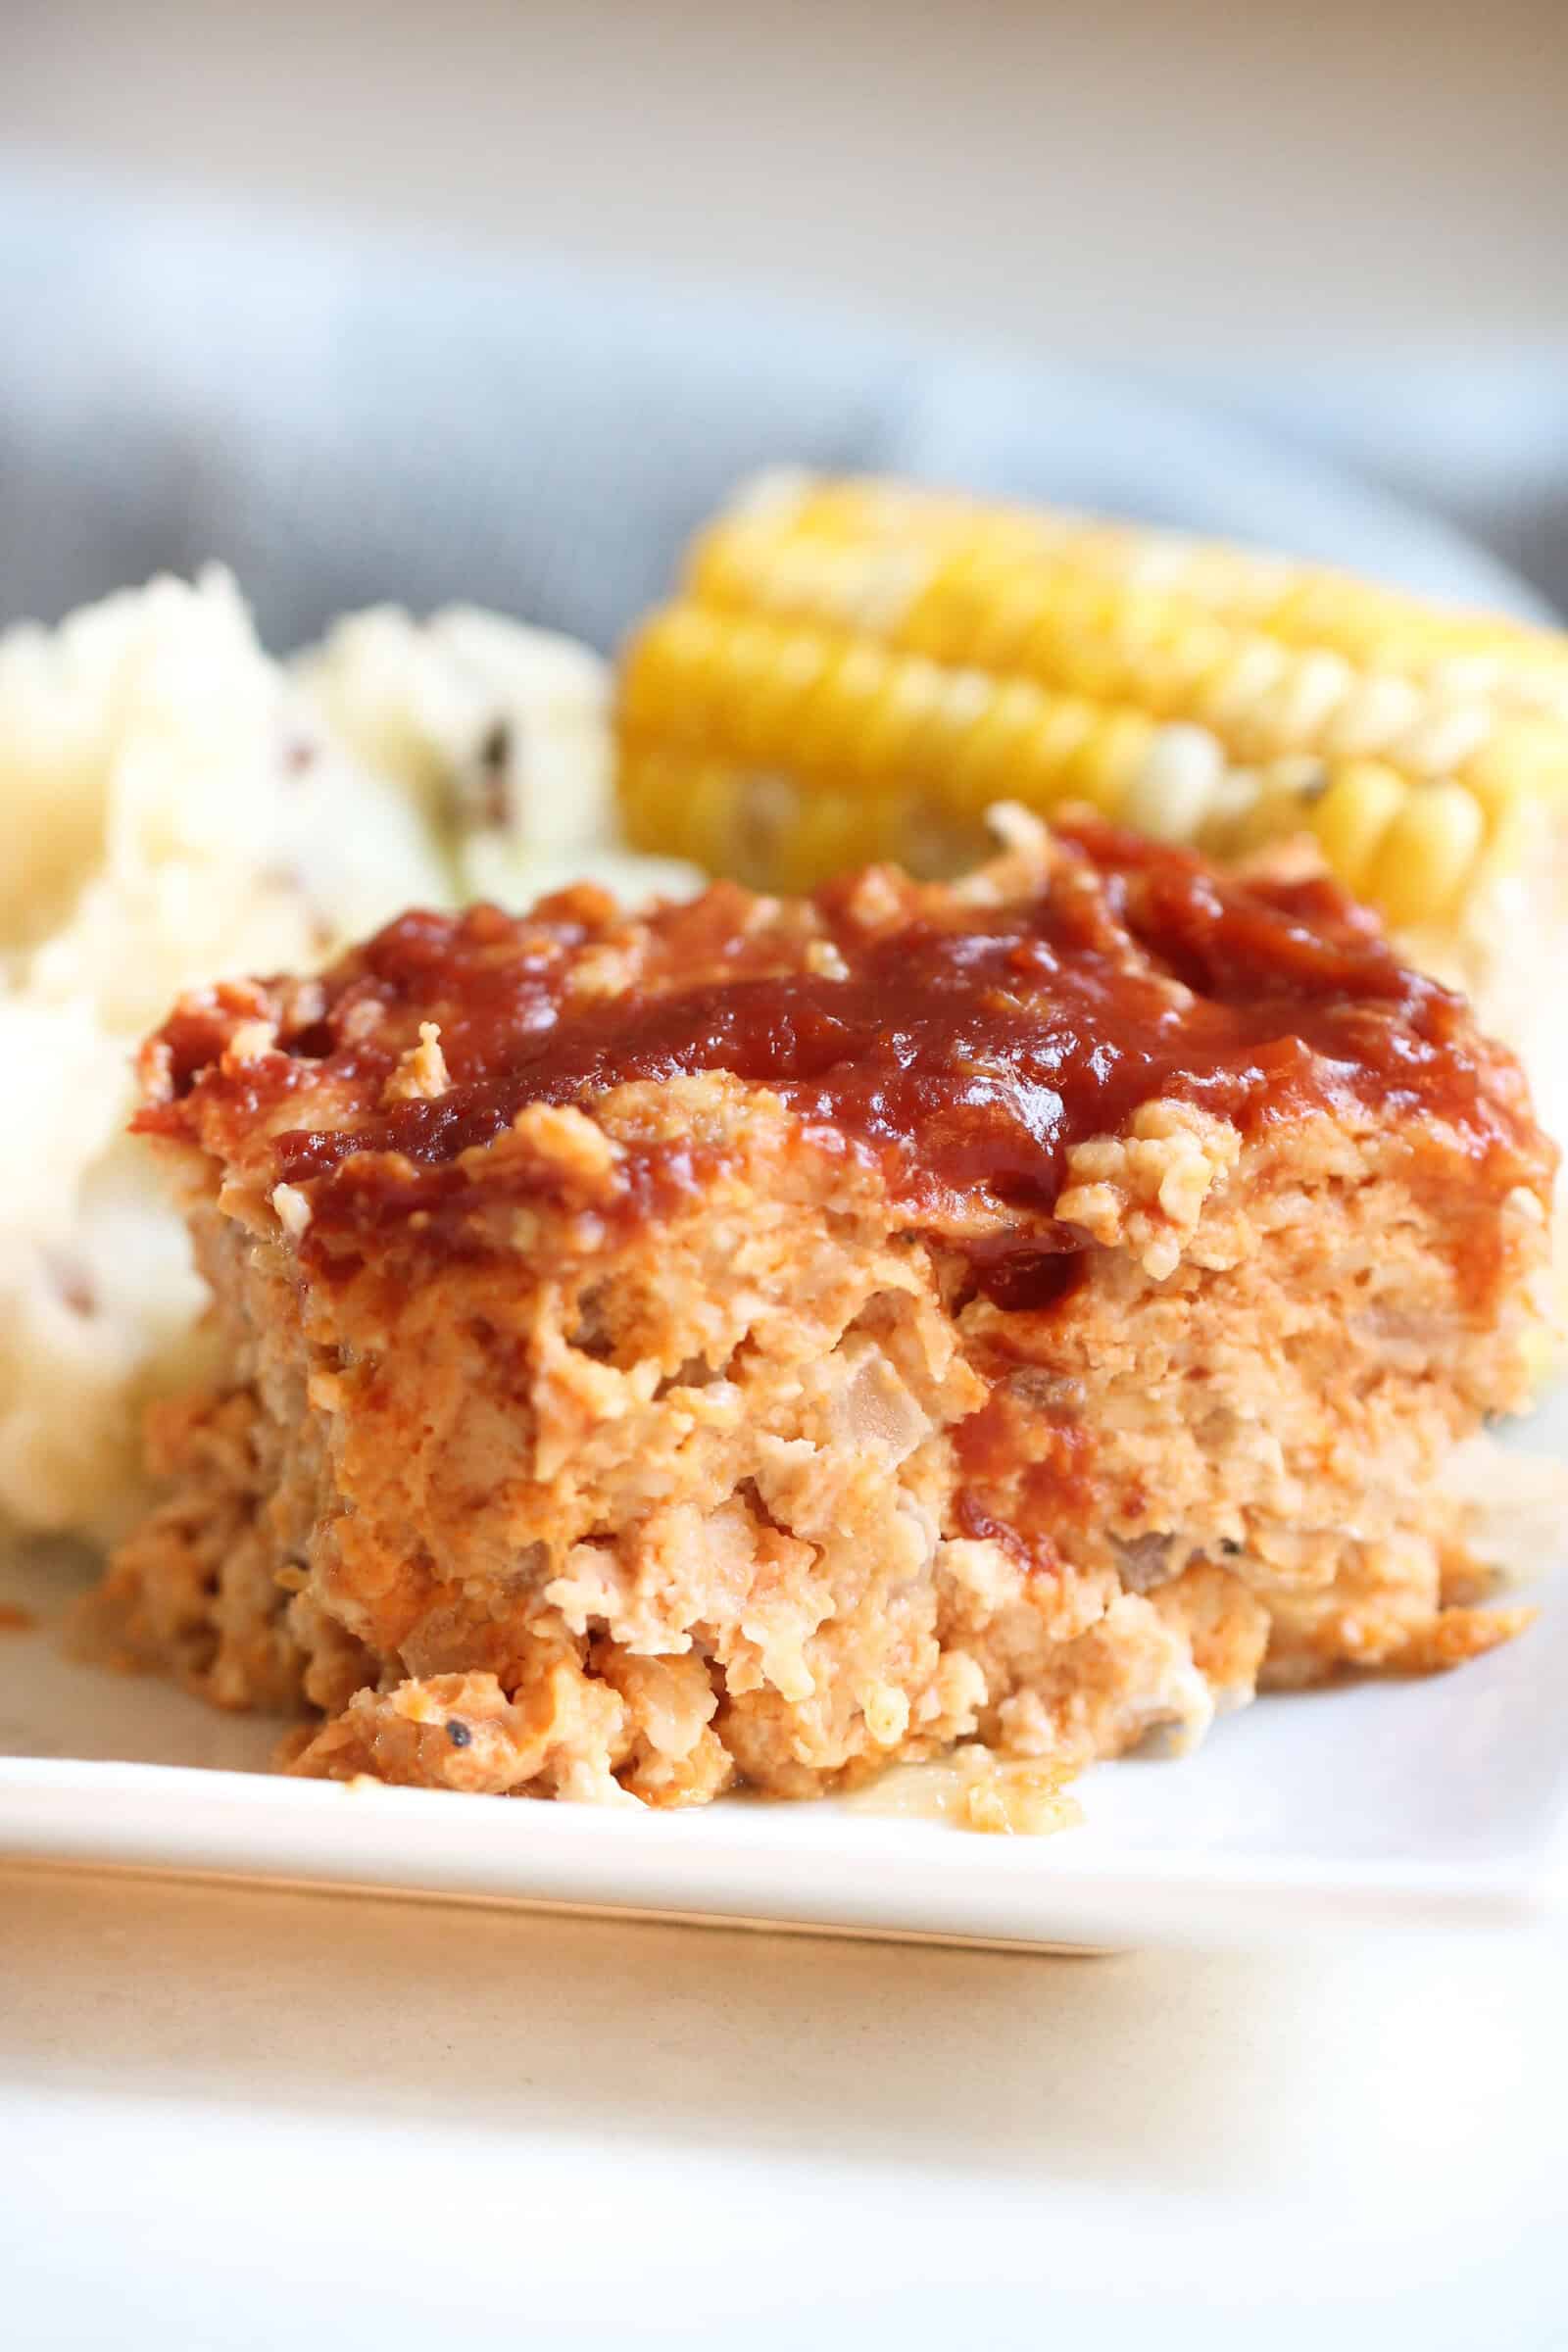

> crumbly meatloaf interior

[{"left": 99, "top": 808, "right": 1554, "bottom": 1804}]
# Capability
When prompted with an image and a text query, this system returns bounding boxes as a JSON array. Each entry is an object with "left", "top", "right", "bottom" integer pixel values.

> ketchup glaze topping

[{"left": 141, "top": 817, "right": 1545, "bottom": 1240}]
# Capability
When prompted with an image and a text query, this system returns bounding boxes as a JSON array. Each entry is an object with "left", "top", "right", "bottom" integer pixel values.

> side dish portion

[
  {"left": 0, "top": 573, "right": 690, "bottom": 1543},
  {"left": 99, "top": 811, "right": 1552, "bottom": 1803}
]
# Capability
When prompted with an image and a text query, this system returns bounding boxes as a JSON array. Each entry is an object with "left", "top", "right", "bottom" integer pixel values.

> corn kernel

[
  {"left": 942, "top": 677, "right": 1054, "bottom": 813},
  {"left": 784, "top": 640, "right": 887, "bottom": 773},
  {"left": 1465, "top": 716, "right": 1568, "bottom": 807},
  {"left": 1366, "top": 782, "right": 1486, "bottom": 927},
  {"left": 1008, "top": 695, "right": 1101, "bottom": 810},
  {"left": 1228, "top": 757, "right": 1327, "bottom": 858},
  {"left": 845, "top": 648, "right": 950, "bottom": 781},
  {"left": 1389, "top": 702, "right": 1494, "bottom": 780},
  {"left": 901, "top": 546, "right": 1029, "bottom": 662},
  {"left": 726, "top": 625, "right": 831, "bottom": 764},
  {"left": 680, "top": 759, "right": 750, "bottom": 871},
  {"left": 1308, "top": 761, "right": 1408, "bottom": 896},
  {"left": 1319, "top": 671, "right": 1426, "bottom": 760},
  {"left": 1062, "top": 710, "right": 1155, "bottom": 816},
  {"left": 1121, "top": 725, "right": 1227, "bottom": 843},
  {"left": 768, "top": 785, "right": 876, "bottom": 890}
]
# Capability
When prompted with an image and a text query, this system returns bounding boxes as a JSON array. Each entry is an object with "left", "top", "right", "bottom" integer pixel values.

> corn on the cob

[
  {"left": 617, "top": 474, "right": 1568, "bottom": 942},
  {"left": 687, "top": 471, "right": 1568, "bottom": 719}
]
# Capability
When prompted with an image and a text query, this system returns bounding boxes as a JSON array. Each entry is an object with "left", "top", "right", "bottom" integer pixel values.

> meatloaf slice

[{"left": 99, "top": 807, "right": 1554, "bottom": 1804}]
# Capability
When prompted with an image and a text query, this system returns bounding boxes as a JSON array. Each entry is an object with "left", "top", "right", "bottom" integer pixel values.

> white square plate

[{"left": 3, "top": 1404, "right": 1565, "bottom": 1951}]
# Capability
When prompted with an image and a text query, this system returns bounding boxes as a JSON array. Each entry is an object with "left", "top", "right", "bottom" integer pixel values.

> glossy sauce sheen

[{"left": 144, "top": 820, "right": 1539, "bottom": 1248}]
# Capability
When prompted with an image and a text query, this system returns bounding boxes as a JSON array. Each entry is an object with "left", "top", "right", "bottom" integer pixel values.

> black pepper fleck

[{"left": 475, "top": 718, "right": 514, "bottom": 829}]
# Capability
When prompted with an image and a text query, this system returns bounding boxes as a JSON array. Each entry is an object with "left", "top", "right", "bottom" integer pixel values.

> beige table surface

[{"left": 3, "top": 1861, "right": 1564, "bottom": 2348}]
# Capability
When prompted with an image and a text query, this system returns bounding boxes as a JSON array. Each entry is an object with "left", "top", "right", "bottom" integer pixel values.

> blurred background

[{"left": 3, "top": 0, "right": 1564, "bottom": 634}]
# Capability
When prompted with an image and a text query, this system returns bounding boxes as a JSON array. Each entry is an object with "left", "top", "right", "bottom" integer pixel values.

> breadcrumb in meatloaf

[{"left": 97, "top": 807, "right": 1554, "bottom": 1803}]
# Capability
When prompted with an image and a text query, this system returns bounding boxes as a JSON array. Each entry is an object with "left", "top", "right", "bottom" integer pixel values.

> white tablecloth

[{"left": 4, "top": 1864, "right": 1563, "bottom": 2348}]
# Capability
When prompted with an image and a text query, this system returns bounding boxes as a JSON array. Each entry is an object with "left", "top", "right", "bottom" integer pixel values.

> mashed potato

[{"left": 0, "top": 570, "right": 694, "bottom": 1543}]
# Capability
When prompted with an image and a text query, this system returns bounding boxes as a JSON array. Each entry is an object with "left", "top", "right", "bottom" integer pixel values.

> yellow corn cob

[
  {"left": 617, "top": 475, "right": 1568, "bottom": 945},
  {"left": 689, "top": 472, "right": 1568, "bottom": 718}
]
